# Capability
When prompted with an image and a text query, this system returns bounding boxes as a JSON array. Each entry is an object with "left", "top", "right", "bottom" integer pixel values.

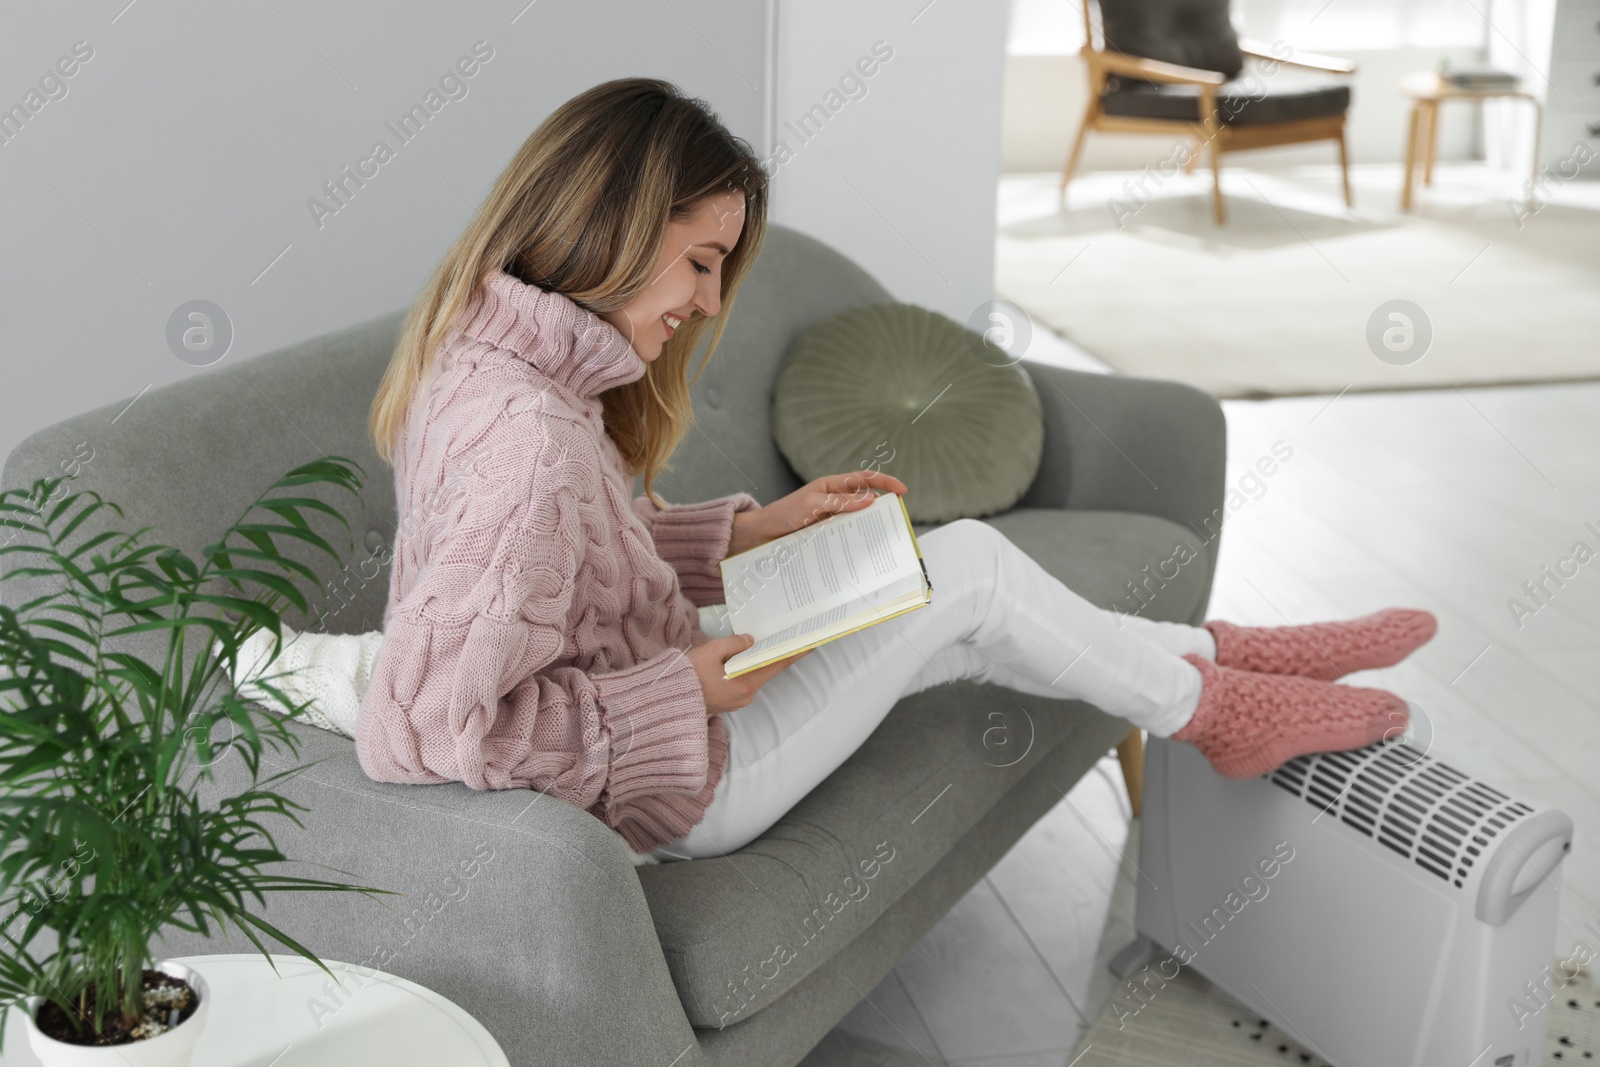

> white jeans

[{"left": 648, "top": 518, "right": 1216, "bottom": 862}]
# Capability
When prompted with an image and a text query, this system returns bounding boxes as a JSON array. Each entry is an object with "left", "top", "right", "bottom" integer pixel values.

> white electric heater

[{"left": 1112, "top": 733, "right": 1574, "bottom": 1066}]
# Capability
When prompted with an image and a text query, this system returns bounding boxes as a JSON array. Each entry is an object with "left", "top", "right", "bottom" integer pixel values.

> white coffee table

[{"left": 1, "top": 954, "right": 509, "bottom": 1066}]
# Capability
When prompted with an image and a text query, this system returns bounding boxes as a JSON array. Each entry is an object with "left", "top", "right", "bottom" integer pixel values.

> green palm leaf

[{"left": 0, "top": 457, "right": 397, "bottom": 1050}]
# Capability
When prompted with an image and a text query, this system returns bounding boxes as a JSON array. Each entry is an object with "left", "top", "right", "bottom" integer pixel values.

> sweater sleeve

[
  {"left": 630, "top": 490, "right": 761, "bottom": 607},
  {"left": 356, "top": 436, "right": 725, "bottom": 848}
]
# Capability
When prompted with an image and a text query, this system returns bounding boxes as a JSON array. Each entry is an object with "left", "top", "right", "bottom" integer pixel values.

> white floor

[{"left": 800, "top": 168, "right": 1600, "bottom": 1067}]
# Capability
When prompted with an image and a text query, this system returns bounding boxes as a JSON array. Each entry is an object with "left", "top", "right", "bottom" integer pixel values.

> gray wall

[
  {"left": 2, "top": 0, "right": 1013, "bottom": 474},
  {"left": 0, "top": 0, "right": 769, "bottom": 471},
  {"left": 770, "top": 0, "right": 1009, "bottom": 327}
]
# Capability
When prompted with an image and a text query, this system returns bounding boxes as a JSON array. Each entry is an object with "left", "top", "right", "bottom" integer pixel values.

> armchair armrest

[
  {"left": 157, "top": 719, "right": 703, "bottom": 1067},
  {"left": 1239, "top": 37, "right": 1356, "bottom": 74},
  {"left": 1016, "top": 363, "right": 1227, "bottom": 617},
  {"left": 1084, "top": 47, "right": 1227, "bottom": 87}
]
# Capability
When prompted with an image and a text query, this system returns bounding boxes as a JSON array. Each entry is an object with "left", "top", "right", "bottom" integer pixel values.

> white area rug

[
  {"left": 1070, "top": 955, "right": 1597, "bottom": 1065},
  {"left": 997, "top": 166, "right": 1600, "bottom": 399}
]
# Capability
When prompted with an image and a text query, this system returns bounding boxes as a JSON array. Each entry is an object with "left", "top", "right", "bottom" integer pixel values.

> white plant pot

[{"left": 23, "top": 960, "right": 209, "bottom": 1067}]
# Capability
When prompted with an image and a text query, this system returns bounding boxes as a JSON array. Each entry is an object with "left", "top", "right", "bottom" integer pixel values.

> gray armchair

[{"left": 1, "top": 225, "right": 1226, "bottom": 1066}]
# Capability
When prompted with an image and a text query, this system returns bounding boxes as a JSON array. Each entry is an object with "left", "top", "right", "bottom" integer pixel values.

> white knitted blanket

[
  {"left": 226, "top": 625, "right": 382, "bottom": 738},
  {"left": 220, "top": 624, "right": 685, "bottom": 866}
]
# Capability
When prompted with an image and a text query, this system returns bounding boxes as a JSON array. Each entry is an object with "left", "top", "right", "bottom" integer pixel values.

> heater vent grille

[{"left": 1267, "top": 742, "right": 1534, "bottom": 888}]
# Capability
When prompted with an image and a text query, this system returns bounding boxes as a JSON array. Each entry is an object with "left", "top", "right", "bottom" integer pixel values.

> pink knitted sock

[
  {"left": 1172, "top": 654, "right": 1409, "bottom": 779},
  {"left": 1204, "top": 608, "right": 1436, "bottom": 682}
]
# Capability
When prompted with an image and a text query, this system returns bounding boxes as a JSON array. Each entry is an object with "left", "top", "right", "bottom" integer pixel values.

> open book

[{"left": 718, "top": 490, "right": 933, "bottom": 679}]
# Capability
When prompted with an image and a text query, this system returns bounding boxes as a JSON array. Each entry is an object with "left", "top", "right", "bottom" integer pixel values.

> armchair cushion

[
  {"left": 637, "top": 507, "right": 1210, "bottom": 1028},
  {"left": 1101, "top": 72, "right": 1351, "bottom": 126},
  {"left": 1098, "top": 0, "right": 1245, "bottom": 78},
  {"left": 771, "top": 302, "right": 1045, "bottom": 524}
]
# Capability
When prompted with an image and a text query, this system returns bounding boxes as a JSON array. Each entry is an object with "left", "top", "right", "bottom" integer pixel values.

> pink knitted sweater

[{"left": 355, "top": 267, "right": 759, "bottom": 854}]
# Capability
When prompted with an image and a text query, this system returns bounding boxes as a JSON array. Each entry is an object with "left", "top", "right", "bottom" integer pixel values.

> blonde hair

[{"left": 367, "top": 77, "right": 769, "bottom": 506}]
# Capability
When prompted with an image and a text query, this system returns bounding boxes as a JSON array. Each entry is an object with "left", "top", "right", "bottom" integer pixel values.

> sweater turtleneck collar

[{"left": 453, "top": 268, "right": 647, "bottom": 398}]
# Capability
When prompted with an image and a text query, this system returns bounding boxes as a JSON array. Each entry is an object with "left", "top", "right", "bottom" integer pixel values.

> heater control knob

[{"left": 1476, "top": 808, "right": 1574, "bottom": 926}]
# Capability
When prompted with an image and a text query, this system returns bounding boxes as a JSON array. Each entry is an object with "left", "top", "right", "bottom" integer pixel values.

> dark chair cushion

[
  {"left": 1101, "top": 73, "right": 1351, "bottom": 126},
  {"left": 1099, "top": 0, "right": 1244, "bottom": 78},
  {"left": 637, "top": 508, "right": 1212, "bottom": 1027}
]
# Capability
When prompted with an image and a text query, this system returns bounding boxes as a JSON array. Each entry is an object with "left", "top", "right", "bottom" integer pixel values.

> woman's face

[{"left": 601, "top": 190, "right": 746, "bottom": 362}]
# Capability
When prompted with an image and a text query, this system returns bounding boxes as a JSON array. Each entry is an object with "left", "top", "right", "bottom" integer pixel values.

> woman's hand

[
  {"left": 688, "top": 634, "right": 812, "bottom": 714},
  {"left": 727, "top": 471, "right": 908, "bottom": 557}
]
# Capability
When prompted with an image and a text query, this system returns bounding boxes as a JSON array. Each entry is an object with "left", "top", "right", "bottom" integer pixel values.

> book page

[
  {"left": 727, "top": 571, "right": 927, "bottom": 668},
  {"left": 721, "top": 491, "right": 920, "bottom": 642}
]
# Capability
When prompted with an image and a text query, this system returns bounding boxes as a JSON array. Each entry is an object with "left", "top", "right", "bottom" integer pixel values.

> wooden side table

[
  {"left": 1, "top": 955, "right": 510, "bottom": 1067},
  {"left": 1399, "top": 71, "right": 1543, "bottom": 209}
]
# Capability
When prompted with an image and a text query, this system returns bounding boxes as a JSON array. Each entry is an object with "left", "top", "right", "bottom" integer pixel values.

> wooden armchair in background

[{"left": 1059, "top": 0, "right": 1358, "bottom": 223}]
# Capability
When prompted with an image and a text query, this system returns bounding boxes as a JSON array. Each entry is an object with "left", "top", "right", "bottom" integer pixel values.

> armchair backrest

[{"left": 1085, "top": 0, "right": 1245, "bottom": 78}]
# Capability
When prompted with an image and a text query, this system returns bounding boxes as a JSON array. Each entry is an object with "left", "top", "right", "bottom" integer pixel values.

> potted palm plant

[{"left": 0, "top": 456, "right": 395, "bottom": 1065}]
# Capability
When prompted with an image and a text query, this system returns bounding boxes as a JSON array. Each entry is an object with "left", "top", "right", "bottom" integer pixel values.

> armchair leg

[
  {"left": 1116, "top": 728, "right": 1144, "bottom": 818},
  {"left": 1199, "top": 92, "right": 1226, "bottom": 223},
  {"left": 1337, "top": 125, "right": 1353, "bottom": 207},
  {"left": 1208, "top": 139, "right": 1226, "bottom": 224},
  {"left": 1059, "top": 101, "right": 1099, "bottom": 208}
]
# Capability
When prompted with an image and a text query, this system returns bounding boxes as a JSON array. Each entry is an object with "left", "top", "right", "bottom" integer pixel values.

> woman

[{"left": 351, "top": 77, "right": 1436, "bottom": 863}]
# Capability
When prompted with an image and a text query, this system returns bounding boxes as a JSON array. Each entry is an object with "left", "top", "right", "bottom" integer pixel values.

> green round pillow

[{"left": 772, "top": 303, "right": 1044, "bottom": 525}]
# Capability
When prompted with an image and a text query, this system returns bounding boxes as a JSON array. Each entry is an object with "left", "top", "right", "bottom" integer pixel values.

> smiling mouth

[{"left": 662, "top": 313, "right": 685, "bottom": 337}]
